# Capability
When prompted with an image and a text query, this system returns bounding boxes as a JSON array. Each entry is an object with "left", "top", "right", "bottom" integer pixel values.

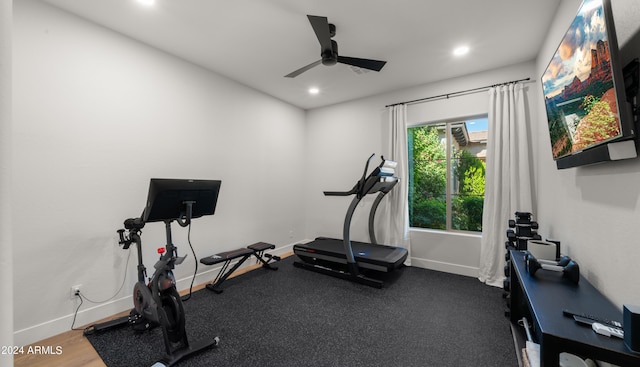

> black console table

[{"left": 508, "top": 250, "right": 640, "bottom": 366}]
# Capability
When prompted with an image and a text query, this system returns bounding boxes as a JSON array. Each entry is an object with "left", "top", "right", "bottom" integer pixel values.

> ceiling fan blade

[
  {"left": 337, "top": 56, "right": 387, "bottom": 72},
  {"left": 284, "top": 60, "right": 322, "bottom": 78},
  {"left": 307, "top": 15, "right": 333, "bottom": 53}
]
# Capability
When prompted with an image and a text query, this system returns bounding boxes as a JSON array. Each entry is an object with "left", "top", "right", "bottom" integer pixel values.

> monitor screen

[
  {"left": 142, "top": 178, "right": 222, "bottom": 223},
  {"left": 541, "top": 0, "right": 627, "bottom": 160}
]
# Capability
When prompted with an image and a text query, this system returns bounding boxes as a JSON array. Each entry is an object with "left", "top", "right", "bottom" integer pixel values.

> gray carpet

[{"left": 86, "top": 257, "right": 516, "bottom": 366}]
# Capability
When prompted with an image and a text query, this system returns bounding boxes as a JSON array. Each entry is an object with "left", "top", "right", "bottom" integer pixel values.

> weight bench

[{"left": 200, "top": 242, "right": 280, "bottom": 293}]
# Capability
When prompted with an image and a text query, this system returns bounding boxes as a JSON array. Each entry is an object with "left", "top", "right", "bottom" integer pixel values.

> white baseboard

[
  {"left": 13, "top": 242, "right": 296, "bottom": 347},
  {"left": 410, "top": 257, "right": 479, "bottom": 278}
]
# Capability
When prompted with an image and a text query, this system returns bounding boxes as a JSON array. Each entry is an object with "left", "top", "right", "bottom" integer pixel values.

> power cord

[
  {"left": 81, "top": 248, "right": 132, "bottom": 304},
  {"left": 69, "top": 245, "right": 133, "bottom": 331},
  {"left": 181, "top": 222, "right": 198, "bottom": 302},
  {"left": 70, "top": 293, "right": 84, "bottom": 331}
]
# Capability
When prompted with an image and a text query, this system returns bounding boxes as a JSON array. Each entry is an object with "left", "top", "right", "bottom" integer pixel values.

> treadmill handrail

[
  {"left": 324, "top": 177, "right": 396, "bottom": 198},
  {"left": 324, "top": 190, "right": 354, "bottom": 196},
  {"left": 360, "top": 153, "right": 376, "bottom": 188},
  {"left": 360, "top": 175, "right": 397, "bottom": 198},
  {"left": 323, "top": 155, "right": 398, "bottom": 199},
  {"left": 324, "top": 185, "right": 358, "bottom": 196}
]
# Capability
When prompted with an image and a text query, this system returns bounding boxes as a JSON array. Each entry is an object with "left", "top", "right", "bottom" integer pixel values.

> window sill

[{"left": 409, "top": 227, "right": 482, "bottom": 239}]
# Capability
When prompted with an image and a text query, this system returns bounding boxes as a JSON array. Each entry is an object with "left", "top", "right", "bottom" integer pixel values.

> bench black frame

[{"left": 200, "top": 242, "right": 280, "bottom": 293}]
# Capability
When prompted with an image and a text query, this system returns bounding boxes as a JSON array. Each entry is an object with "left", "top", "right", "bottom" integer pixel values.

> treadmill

[{"left": 293, "top": 154, "right": 408, "bottom": 288}]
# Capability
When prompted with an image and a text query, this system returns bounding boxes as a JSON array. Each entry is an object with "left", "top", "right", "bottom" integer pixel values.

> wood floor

[{"left": 13, "top": 257, "right": 285, "bottom": 367}]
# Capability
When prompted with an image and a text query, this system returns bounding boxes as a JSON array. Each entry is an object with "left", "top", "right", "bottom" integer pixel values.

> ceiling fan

[{"left": 285, "top": 15, "right": 387, "bottom": 78}]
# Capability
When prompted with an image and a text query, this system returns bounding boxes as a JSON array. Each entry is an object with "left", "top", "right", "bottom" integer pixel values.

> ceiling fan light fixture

[
  {"left": 453, "top": 45, "right": 470, "bottom": 57},
  {"left": 136, "top": 0, "right": 156, "bottom": 7}
]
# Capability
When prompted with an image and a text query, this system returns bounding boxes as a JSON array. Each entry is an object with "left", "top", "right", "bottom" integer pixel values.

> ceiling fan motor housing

[
  {"left": 328, "top": 23, "right": 336, "bottom": 38},
  {"left": 321, "top": 40, "right": 338, "bottom": 66}
]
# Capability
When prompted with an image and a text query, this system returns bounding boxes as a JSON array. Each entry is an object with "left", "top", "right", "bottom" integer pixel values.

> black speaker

[{"left": 623, "top": 304, "right": 640, "bottom": 353}]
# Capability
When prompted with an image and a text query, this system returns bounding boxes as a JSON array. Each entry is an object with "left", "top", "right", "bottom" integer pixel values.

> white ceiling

[{"left": 39, "top": 0, "right": 562, "bottom": 110}]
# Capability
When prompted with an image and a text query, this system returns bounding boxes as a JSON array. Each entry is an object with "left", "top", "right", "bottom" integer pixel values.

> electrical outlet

[{"left": 70, "top": 285, "right": 81, "bottom": 299}]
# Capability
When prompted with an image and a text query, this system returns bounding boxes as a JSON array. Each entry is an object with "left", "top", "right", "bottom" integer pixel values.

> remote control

[
  {"left": 573, "top": 315, "right": 596, "bottom": 326},
  {"left": 592, "top": 322, "right": 624, "bottom": 339},
  {"left": 562, "top": 309, "right": 622, "bottom": 328},
  {"left": 575, "top": 315, "right": 625, "bottom": 333}
]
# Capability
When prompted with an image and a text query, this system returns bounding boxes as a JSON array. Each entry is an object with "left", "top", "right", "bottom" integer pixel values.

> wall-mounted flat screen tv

[{"left": 541, "top": 0, "right": 635, "bottom": 168}]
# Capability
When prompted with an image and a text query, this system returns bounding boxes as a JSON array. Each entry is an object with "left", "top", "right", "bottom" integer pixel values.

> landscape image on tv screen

[{"left": 541, "top": 0, "right": 623, "bottom": 160}]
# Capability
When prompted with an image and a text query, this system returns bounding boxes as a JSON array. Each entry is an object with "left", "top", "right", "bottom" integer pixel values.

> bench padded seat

[{"left": 200, "top": 248, "right": 253, "bottom": 266}]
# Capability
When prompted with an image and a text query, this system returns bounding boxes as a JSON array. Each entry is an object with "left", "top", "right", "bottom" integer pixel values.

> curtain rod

[{"left": 385, "top": 77, "right": 532, "bottom": 108}]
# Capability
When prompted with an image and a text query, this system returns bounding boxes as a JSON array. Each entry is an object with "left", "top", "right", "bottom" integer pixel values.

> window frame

[{"left": 407, "top": 115, "right": 488, "bottom": 234}]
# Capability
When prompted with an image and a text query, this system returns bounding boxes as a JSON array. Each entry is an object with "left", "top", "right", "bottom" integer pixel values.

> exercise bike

[{"left": 86, "top": 179, "right": 222, "bottom": 367}]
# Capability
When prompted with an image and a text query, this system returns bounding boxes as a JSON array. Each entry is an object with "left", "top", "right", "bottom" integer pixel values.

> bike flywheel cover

[{"left": 132, "top": 281, "right": 153, "bottom": 315}]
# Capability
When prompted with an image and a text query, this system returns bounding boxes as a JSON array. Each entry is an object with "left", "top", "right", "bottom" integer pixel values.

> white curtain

[
  {"left": 0, "top": 0, "right": 13, "bottom": 365},
  {"left": 378, "top": 104, "right": 411, "bottom": 265},
  {"left": 478, "top": 83, "right": 533, "bottom": 287}
]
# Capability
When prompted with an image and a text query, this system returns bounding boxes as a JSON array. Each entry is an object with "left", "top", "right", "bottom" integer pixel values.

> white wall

[
  {"left": 534, "top": 0, "right": 640, "bottom": 308},
  {"left": 1, "top": 0, "right": 13, "bottom": 366},
  {"left": 13, "top": 0, "right": 306, "bottom": 345},
  {"left": 305, "top": 61, "right": 536, "bottom": 277},
  {"left": 17, "top": 0, "right": 640, "bottom": 349}
]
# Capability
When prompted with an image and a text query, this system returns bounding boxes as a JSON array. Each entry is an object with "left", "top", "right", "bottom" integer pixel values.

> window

[{"left": 407, "top": 118, "right": 488, "bottom": 232}]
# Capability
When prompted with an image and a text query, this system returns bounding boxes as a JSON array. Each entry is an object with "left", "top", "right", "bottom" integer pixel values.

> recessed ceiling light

[
  {"left": 136, "top": 0, "right": 156, "bottom": 6},
  {"left": 453, "top": 45, "right": 470, "bottom": 56},
  {"left": 308, "top": 87, "right": 320, "bottom": 95}
]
